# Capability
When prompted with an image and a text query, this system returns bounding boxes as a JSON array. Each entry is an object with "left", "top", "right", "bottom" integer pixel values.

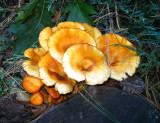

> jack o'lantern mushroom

[
  {"left": 22, "top": 60, "right": 40, "bottom": 78},
  {"left": 55, "top": 74, "right": 76, "bottom": 94},
  {"left": 48, "top": 28, "right": 96, "bottom": 63},
  {"left": 44, "top": 86, "right": 60, "bottom": 99},
  {"left": 96, "top": 33, "right": 140, "bottom": 81},
  {"left": 39, "top": 27, "right": 53, "bottom": 51},
  {"left": 23, "top": 76, "right": 44, "bottom": 93},
  {"left": 62, "top": 44, "right": 110, "bottom": 85},
  {"left": 22, "top": 48, "right": 47, "bottom": 78},
  {"left": 38, "top": 52, "right": 76, "bottom": 94},
  {"left": 38, "top": 52, "right": 64, "bottom": 75},
  {"left": 29, "top": 92, "right": 44, "bottom": 106}
]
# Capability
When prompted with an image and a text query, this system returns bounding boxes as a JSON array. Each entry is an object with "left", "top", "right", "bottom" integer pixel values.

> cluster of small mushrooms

[{"left": 22, "top": 21, "right": 140, "bottom": 106}]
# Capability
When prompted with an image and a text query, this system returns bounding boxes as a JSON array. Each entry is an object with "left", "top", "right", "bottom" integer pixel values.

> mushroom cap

[
  {"left": 34, "top": 47, "right": 47, "bottom": 56},
  {"left": 97, "top": 33, "right": 140, "bottom": 81},
  {"left": 24, "top": 48, "right": 40, "bottom": 61},
  {"left": 24, "top": 48, "right": 46, "bottom": 61},
  {"left": 29, "top": 92, "right": 43, "bottom": 106},
  {"left": 39, "top": 67, "right": 58, "bottom": 86},
  {"left": 55, "top": 75, "right": 76, "bottom": 94},
  {"left": 52, "top": 27, "right": 58, "bottom": 32},
  {"left": 39, "top": 27, "right": 53, "bottom": 51},
  {"left": 22, "top": 60, "right": 40, "bottom": 78},
  {"left": 23, "top": 76, "right": 44, "bottom": 93},
  {"left": 38, "top": 52, "right": 64, "bottom": 74},
  {"left": 57, "top": 21, "right": 85, "bottom": 30},
  {"left": 81, "top": 23, "right": 102, "bottom": 40},
  {"left": 44, "top": 86, "right": 60, "bottom": 99},
  {"left": 62, "top": 44, "right": 110, "bottom": 85},
  {"left": 48, "top": 28, "right": 96, "bottom": 63}
]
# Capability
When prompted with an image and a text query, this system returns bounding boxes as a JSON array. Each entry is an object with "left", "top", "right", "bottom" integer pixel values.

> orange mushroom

[
  {"left": 55, "top": 74, "right": 76, "bottom": 94},
  {"left": 22, "top": 60, "right": 40, "bottom": 78},
  {"left": 22, "top": 47, "right": 47, "bottom": 78},
  {"left": 62, "top": 44, "right": 110, "bottom": 85},
  {"left": 38, "top": 52, "right": 64, "bottom": 75},
  {"left": 29, "top": 92, "right": 44, "bottom": 106},
  {"left": 81, "top": 23, "right": 102, "bottom": 40},
  {"left": 44, "top": 86, "right": 60, "bottom": 99},
  {"left": 57, "top": 21, "right": 85, "bottom": 30},
  {"left": 48, "top": 28, "right": 96, "bottom": 63},
  {"left": 38, "top": 52, "right": 64, "bottom": 86},
  {"left": 39, "top": 27, "right": 53, "bottom": 51},
  {"left": 37, "top": 52, "right": 76, "bottom": 94},
  {"left": 96, "top": 33, "right": 140, "bottom": 81},
  {"left": 24, "top": 48, "right": 46, "bottom": 61},
  {"left": 23, "top": 76, "right": 44, "bottom": 93}
]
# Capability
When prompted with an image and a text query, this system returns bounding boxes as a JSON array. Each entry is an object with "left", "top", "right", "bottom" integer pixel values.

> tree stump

[{"left": 31, "top": 86, "right": 160, "bottom": 123}]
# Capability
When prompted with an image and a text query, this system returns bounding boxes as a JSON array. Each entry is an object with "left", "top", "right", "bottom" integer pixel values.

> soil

[{"left": 0, "top": 95, "right": 31, "bottom": 122}]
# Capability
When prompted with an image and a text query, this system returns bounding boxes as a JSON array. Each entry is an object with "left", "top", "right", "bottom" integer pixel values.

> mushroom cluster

[{"left": 22, "top": 21, "right": 140, "bottom": 106}]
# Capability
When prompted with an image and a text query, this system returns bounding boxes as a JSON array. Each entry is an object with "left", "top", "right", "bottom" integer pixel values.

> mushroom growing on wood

[
  {"left": 38, "top": 52, "right": 76, "bottom": 94},
  {"left": 96, "top": 33, "right": 140, "bottom": 81},
  {"left": 44, "top": 86, "right": 60, "bottom": 99},
  {"left": 48, "top": 28, "right": 96, "bottom": 63},
  {"left": 38, "top": 52, "right": 64, "bottom": 86},
  {"left": 22, "top": 60, "right": 40, "bottom": 78},
  {"left": 62, "top": 44, "right": 110, "bottom": 85},
  {"left": 55, "top": 74, "right": 76, "bottom": 94},
  {"left": 39, "top": 27, "right": 53, "bottom": 51},
  {"left": 29, "top": 92, "right": 44, "bottom": 106},
  {"left": 38, "top": 52, "right": 64, "bottom": 75},
  {"left": 23, "top": 76, "right": 44, "bottom": 93},
  {"left": 22, "top": 47, "right": 47, "bottom": 78}
]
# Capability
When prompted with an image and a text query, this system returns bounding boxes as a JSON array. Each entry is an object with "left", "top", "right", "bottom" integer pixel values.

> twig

[
  {"left": 107, "top": 3, "right": 114, "bottom": 33},
  {"left": 113, "top": 28, "right": 128, "bottom": 33},
  {"left": 114, "top": 0, "right": 120, "bottom": 29},
  {"left": 145, "top": 75, "right": 151, "bottom": 100},
  {"left": 0, "top": 13, "right": 16, "bottom": 31},
  {"left": 18, "top": 0, "right": 25, "bottom": 8},
  {"left": 94, "top": 13, "right": 112, "bottom": 23}
]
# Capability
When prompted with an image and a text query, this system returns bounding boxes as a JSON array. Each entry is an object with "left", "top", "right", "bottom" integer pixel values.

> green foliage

[
  {"left": 9, "top": 18, "right": 44, "bottom": 54},
  {"left": 46, "top": 0, "right": 57, "bottom": 11},
  {"left": 10, "top": 0, "right": 55, "bottom": 54},
  {"left": 64, "top": 0, "right": 96, "bottom": 25},
  {"left": 9, "top": 0, "right": 97, "bottom": 54}
]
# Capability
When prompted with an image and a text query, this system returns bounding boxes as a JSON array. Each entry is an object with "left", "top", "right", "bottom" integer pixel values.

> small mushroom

[
  {"left": 23, "top": 76, "right": 44, "bottom": 93},
  {"left": 48, "top": 28, "right": 96, "bottom": 63},
  {"left": 44, "top": 86, "right": 60, "bottom": 99},
  {"left": 96, "top": 33, "right": 140, "bottom": 81},
  {"left": 62, "top": 44, "right": 110, "bottom": 85},
  {"left": 29, "top": 92, "right": 44, "bottom": 106}
]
